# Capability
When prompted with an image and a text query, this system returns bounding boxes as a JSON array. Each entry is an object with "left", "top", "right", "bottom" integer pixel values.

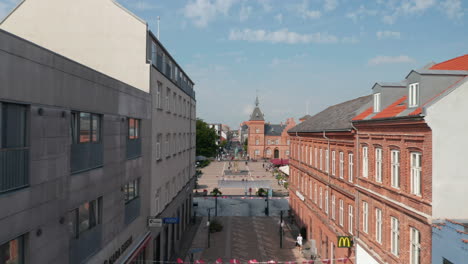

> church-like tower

[{"left": 246, "top": 96, "right": 266, "bottom": 159}]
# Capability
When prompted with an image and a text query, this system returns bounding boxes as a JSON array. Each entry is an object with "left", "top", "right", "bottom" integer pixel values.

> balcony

[
  {"left": 126, "top": 138, "right": 142, "bottom": 160},
  {"left": 70, "top": 143, "right": 103, "bottom": 174},
  {"left": 0, "top": 147, "right": 29, "bottom": 193}
]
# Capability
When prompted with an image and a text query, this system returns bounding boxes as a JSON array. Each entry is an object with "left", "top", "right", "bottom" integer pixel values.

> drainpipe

[
  {"left": 351, "top": 123, "right": 360, "bottom": 241},
  {"left": 322, "top": 131, "right": 331, "bottom": 223}
]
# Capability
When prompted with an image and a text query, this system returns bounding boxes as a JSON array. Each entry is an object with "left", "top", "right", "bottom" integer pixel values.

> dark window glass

[
  {"left": 124, "top": 179, "right": 140, "bottom": 203},
  {"left": 78, "top": 202, "right": 90, "bottom": 234},
  {"left": 128, "top": 118, "right": 140, "bottom": 139},
  {"left": 70, "top": 197, "right": 102, "bottom": 239},
  {"left": 0, "top": 236, "right": 24, "bottom": 264},
  {"left": 68, "top": 210, "right": 78, "bottom": 239},
  {"left": 91, "top": 114, "right": 100, "bottom": 142},
  {"left": 2, "top": 103, "right": 27, "bottom": 148}
]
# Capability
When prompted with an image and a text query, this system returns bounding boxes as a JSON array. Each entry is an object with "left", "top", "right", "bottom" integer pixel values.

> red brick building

[
  {"left": 245, "top": 96, "right": 296, "bottom": 160},
  {"left": 288, "top": 54, "right": 468, "bottom": 264}
]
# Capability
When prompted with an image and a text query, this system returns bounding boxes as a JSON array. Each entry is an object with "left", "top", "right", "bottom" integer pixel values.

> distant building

[
  {"left": 244, "top": 96, "right": 296, "bottom": 159},
  {"left": 209, "top": 123, "right": 228, "bottom": 145},
  {"left": 432, "top": 219, "right": 468, "bottom": 264}
]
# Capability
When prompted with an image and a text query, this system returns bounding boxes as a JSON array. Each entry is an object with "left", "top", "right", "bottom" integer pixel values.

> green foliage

[
  {"left": 211, "top": 188, "right": 222, "bottom": 196},
  {"left": 257, "top": 188, "right": 267, "bottom": 197},
  {"left": 196, "top": 119, "right": 219, "bottom": 157},
  {"left": 209, "top": 219, "right": 223, "bottom": 233},
  {"left": 243, "top": 139, "right": 248, "bottom": 152},
  {"left": 283, "top": 182, "right": 289, "bottom": 189},
  {"left": 197, "top": 160, "right": 211, "bottom": 168}
]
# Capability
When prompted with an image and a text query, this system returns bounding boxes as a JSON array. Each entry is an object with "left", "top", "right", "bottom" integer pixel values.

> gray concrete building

[{"left": 0, "top": 1, "right": 197, "bottom": 263}]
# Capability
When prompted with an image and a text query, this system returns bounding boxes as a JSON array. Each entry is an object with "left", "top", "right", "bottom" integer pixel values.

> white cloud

[
  {"left": 346, "top": 5, "right": 378, "bottom": 22},
  {"left": 258, "top": 0, "right": 273, "bottom": 12},
  {"left": 229, "top": 28, "right": 339, "bottom": 44},
  {"left": 182, "top": 0, "right": 236, "bottom": 28},
  {"left": 399, "top": 0, "right": 435, "bottom": 14},
  {"left": 324, "top": 0, "right": 338, "bottom": 11},
  {"left": 275, "top": 13, "right": 283, "bottom": 23},
  {"left": 342, "top": 36, "right": 359, "bottom": 44},
  {"left": 440, "top": 0, "right": 464, "bottom": 19},
  {"left": 376, "top": 30, "right": 401, "bottom": 39},
  {"left": 304, "top": 10, "right": 322, "bottom": 19},
  {"left": 239, "top": 4, "right": 252, "bottom": 22},
  {"left": 294, "top": 0, "right": 322, "bottom": 19},
  {"left": 368, "top": 55, "right": 415, "bottom": 65}
]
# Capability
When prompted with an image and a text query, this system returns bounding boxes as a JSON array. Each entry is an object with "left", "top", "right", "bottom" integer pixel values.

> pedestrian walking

[{"left": 296, "top": 233, "right": 303, "bottom": 253}]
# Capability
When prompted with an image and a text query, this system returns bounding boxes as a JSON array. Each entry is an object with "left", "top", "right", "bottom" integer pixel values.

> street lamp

[{"left": 207, "top": 208, "right": 215, "bottom": 248}]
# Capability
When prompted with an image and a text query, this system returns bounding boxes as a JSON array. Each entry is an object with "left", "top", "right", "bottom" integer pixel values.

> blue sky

[{"left": 1, "top": 0, "right": 467, "bottom": 128}]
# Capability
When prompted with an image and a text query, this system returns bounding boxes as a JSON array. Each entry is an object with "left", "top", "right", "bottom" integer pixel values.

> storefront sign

[
  {"left": 103, "top": 236, "right": 133, "bottom": 264},
  {"left": 295, "top": 190, "right": 305, "bottom": 201},
  {"left": 148, "top": 218, "right": 162, "bottom": 228},
  {"left": 337, "top": 236, "right": 353, "bottom": 248},
  {"left": 163, "top": 217, "right": 180, "bottom": 224}
]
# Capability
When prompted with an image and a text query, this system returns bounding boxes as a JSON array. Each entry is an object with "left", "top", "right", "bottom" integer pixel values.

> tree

[
  {"left": 243, "top": 138, "right": 248, "bottom": 152},
  {"left": 196, "top": 118, "right": 219, "bottom": 157}
]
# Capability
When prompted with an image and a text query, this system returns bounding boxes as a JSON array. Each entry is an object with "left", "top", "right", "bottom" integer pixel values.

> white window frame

[
  {"left": 156, "top": 82, "right": 162, "bottom": 109},
  {"left": 411, "top": 152, "right": 422, "bottom": 196},
  {"left": 391, "top": 217, "right": 400, "bottom": 256},
  {"left": 325, "top": 190, "right": 329, "bottom": 214},
  {"left": 362, "top": 146, "right": 368, "bottom": 178},
  {"left": 363, "top": 202, "right": 368, "bottom": 233},
  {"left": 348, "top": 153, "right": 354, "bottom": 182},
  {"left": 325, "top": 149, "right": 329, "bottom": 173},
  {"left": 391, "top": 150, "right": 400, "bottom": 188},
  {"left": 314, "top": 183, "right": 318, "bottom": 204},
  {"left": 331, "top": 195, "right": 336, "bottom": 220},
  {"left": 409, "top": 83, "right": 419, "bottom": 108},
  {"left": 410, "top": 227, "right": 421, "bottom": 264},
  {"left": 376, "top": 208, "right": 382, "bottom": 244},
  {"left": 319, "top": 187, "right": 323, "bottom": 209},
  {"left": 339, "top": 199, "right": 344, "bottom": 226},
  {"left": 309, "top": 147, "right": 313, "bottom": 165},
  {"left": 375, "top": 148, "right": 382, "bottom": 183},
  {"left": 309, "top": 179, "right": 312, "bottom": 198},
  {"left": 348, "top": 205, "right": 353, "bottom": 234},
  {"left": 339, "top": 152, "right": 344, "bottom": 179},
  {"left": 320, "top": 149, "right": 323, "bottom": 170},
  {"left": 315, "top": 148, "right": 318, "bottom": 168},
  {"left": 374, "top": 93, "right": 381, "bottom": 112},
  {"left": 332, "top": 151, "right": 336, "bottom": 176},
  {"left": 156, "top": 134, "right": 162, "bottom": 160}
]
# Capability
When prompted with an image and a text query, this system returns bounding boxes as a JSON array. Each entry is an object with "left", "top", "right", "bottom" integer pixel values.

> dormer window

[
  {"left": 373, "top": 93, "right": 381, "bottom": 112},
  {"left": 409, "top": 83, "right": 419, "bottom": 107}
]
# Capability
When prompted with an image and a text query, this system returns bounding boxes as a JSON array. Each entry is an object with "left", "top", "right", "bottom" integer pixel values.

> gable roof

[
  {"left": 299, "top": 114, "right": 312, "bottom": 120},
  {"left": 288, "top": 95, "right": 372, "bottom": 133},
  {"left": 250, "top": 106, "right": 265, "bottom": 121},
  {"left": 265, "top": 124, "right": 285, "bottom": 136},
  {"left": 430, "top": 54, "right": 468, "bottom": 71}
]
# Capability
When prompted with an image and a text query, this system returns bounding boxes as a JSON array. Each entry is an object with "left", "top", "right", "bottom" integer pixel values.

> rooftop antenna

[
  {"left": 157, "top": 16, "right": 160, "bottom": 39},
  {"left": 255, "top": 89, "right": 259, "bottom": 106}
]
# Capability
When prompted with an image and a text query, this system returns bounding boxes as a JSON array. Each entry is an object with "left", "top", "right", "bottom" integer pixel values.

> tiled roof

[
  {"left": 250, "top": 107, "right": 265, "bottom": 121},
  {"left": 289, "top": 95, "right": 372, "bottom": 133},
  {"left": 352, "top": 107, "right": 373, "bottom": 121},
  {"left": 265, "top": 124, "right": 285, "bottom": 136},
  {"left": 372, "top": 96, "right": 407, "bottom": 119},
  {"left": 430, "top": 54, "right": 468, "bottom": 71},
  {"left": 299, "top": 114, "right": 312, "bottom": 120}
]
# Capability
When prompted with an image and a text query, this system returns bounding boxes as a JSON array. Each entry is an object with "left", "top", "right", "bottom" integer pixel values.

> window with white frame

[
  {"left": 315, "top": 148, "right": 318, "bottom": 168},
  {"left": 376, "top": 208, "right": 382, "bottom": 243},
  {"left": 363, "top": 202, "right": 368, "bottom": 233},
  {"left": 309, "top": 180, "right": 312, "bottom": 198},
  {"left": 310, "top": 148, "right": 313, "bottom": 165},
  {"left": 255, "top": 150, "right": 260, "bottom": 156},
  {"left": 320, "top": 149, "right": 323, "bottom": 170},
  {"left": 325, "top": 149, "right": 329, "bottom": 173},
  {"left": 319, "top": 187, "right": 323, "bottom": 209},
  {"left": 410, "top": 227, "right": 421, "bottom": 264},
  {"left": 391, "top": 217, "right": 400, "bottom": 256},
  {"left": 409, "top": 83, "right": 419, "bottom": 107},
  {"left": 339, "top": 199, "right": 344, "bottom": 226},
  {"left": 156, "top": 82, "right": 162, "bottom": 109},
  {"left": 375, "top": 148, "right": 383, "bottom": 182},
  {"left": 325, "top": 190, "right": 329, "bottom": 214},
  {"left": 339, "top": 152, "right": 344, "bottom": 179},
  {"left": 255, "top": 139, "right": 259, "bottom": 145},
  {"left": 256, "top": 128, "right": 260, "bottom": 133},
  {"left": 286, "top": 150, "right": 290, "bottom": 156},
  {"left": 314, "top": 184, "right": 318, "bottom": 204},
  {"left": 267, "top": 139, "right": 271, "bottom": 145},
  {"left": 276, "top": 139, "right": 279, "bottom": 145},
  {"left": 348, "top": 205, "right": 353, "bottom": 234},
  {"left": 348, "top": 153, "right": 354, "bottom": 182},
  {"left": 166, "top": 88, "right": 171, "bottom": 111},
  {"left": 411, "top": 152, "right": 422, "bottom": 195},
  {"left": 266, "top": 149, "right": 271, "bottom": 155},
  {"left": 374, "top": 93, "right": 381, "bottom": 112},
  {"left": 362, "top": 146, "right": 368, "bottom": 178},
  {"left": 287, "top": 139, "right": 290, "bottom": 145},
  {"left": 391, "top": 150, "right": 400, "bottom": 188},
  {"left": 332, "top": 151, "right": 336, "bottom": 176},
  {"left": 165, "top": 134, "right": 170, "bottom": 157},
  {"left": 331, "top": 195, "right": 336, "bottom": 220},
  {"left": 156, "top": 134, "right": 162, "bottom": 160}
]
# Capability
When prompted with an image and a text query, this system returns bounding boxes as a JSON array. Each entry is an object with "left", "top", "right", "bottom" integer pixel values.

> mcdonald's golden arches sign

[{"left": 337, "top": 236, "right": 353, "bottom": 248}]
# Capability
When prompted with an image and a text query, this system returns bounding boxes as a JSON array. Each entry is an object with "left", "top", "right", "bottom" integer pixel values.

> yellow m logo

[{"left": 337, "top": 236, "right": 352, "bottom": 248}]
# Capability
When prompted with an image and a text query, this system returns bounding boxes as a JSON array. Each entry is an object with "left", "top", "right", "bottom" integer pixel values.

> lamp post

[
  {"left": 279, "top": 210, "right": 285, "bottom": 248},
  {"left": 264, "top": 188, "right": 270, "bottom": 216},
  {"left": 207, "top": 208, "right": 211, "bottom": 248}
]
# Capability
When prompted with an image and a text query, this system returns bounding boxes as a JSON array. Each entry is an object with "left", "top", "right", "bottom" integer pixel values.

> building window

[
  {"left": 339, "top": 152, "right": 344, "bottom": 179},
  {"left": 286, "top": 150, "right": 290, "bottom": 156},
  {"left": 339, "top": 199, "right": 344, "bottom": 226},
  {"left": 331, "top": 195, "right": 336, "bottom": 220},
  {"left": 255, "top": 128, "right": 260, "bottom": 133},
  {"left": 374, "top": 93, "right": 381, "bottom": 112},
  {"left": 128, "top": 118, "right": 140, "bottom": 139},
  {"left": 276, "top": 139, "right": 279, "bottom": 145},
  {"left": 255, "top": 139, "right": 259, "bottom": 145},
  {"left": 391, "top": 217, "right": 400, "bottom": 256},
  {"left": 156, "top": 134, "right": 162, "bottom": 160},
  {"left": 165, "top": 134, "right": 170, "bottom": 157},
  {"left": 362, "top": 146, "right": 368, "bottom": 178},
  {"left": 348, "top": 205, "right": 353, "bottom": 234},
  {"left": 287, "top": 139, "right": 290, "bottom": 145},
  {"left": 315, "top": 148, "right": 318, "bottom": 168},
  {"left": 267, "top": 140, "right": 271, "bottom": 145},
  {"left": 409, "top": 83, "right": 419, "bottom": 107},
  {"left": 156, "top": 82, "right": 162, "bottom": 109},
  {"left": 0, "top": 236, "right": 24, "bottom": 264},
  {"left": 151, "top": 41, "right": 157, "bottom": 66},
  {"left": 363, "top": 202, "right": 368, "bottom": 233},
  {"left": 348, "top": 153, "right": 353, "bottom": 182},
  {"left": 166, "top": 88, "right": 171, "bottom": 112},
  {"left": 71, "top": 112, "right": 101, "bottom": 143},
  {"left": 375, "top": 208, "right": 382, "bottom": 244},
  {"left": 325, "top": 190, "right": 329, "bottom": 214},
  {"left": 325, "top": 149, "right": 329, "bottom": 173},
  {"left": 68, "top": 197, "right": 102, "bottom": 239},
  {"left": 375, "top": 148, "right": 382, "bottom": 183},
  {"left": 332, "top": 151, "right": 336, "bottom": 176},
  {"left": 267, "top": 149, "right": 271, "bottom": 155},
  {"left": 410, "top": 227, "right": 421, "bottom": 264},
  {"left": 391, "top": 150, "right": 400, "bottom": 188},
  {"left": 319, "top": 187, "right": 323, "bottom": 209},
  {"left": 314, "top": 184, "right": 317, "bottom": 204},
  {"left": 309, "top": 148, "right": 313, "bottom": 165},
  {"left": 255, "top": 150, "right": 260, "bottom": 156},
  {"left": 173, "top": 92, "right": 177, "bottom": 113},
  {"left": 411, "top": 152, "right": 422, "bottom": 196},
  {"left": 124, "top": 179, "right": 140, "bottom": 203}
]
